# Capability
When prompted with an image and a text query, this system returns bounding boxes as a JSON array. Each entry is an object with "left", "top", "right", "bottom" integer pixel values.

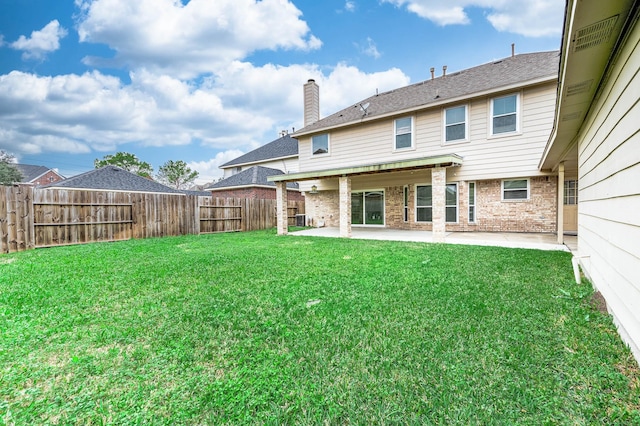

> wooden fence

[{"left": 1, "top": 185, "right": 304, "bottom": 254}]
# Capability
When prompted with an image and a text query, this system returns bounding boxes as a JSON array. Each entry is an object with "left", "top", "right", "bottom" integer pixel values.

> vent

[
  {"left": 566, "top": 80, "right": 593, "bottom": 96},
  {"left": 573, "top": 15, "right": 619, "bottom": 52},
  {"left": 562, "top": 111, "right": 582, "bottom": 122}
]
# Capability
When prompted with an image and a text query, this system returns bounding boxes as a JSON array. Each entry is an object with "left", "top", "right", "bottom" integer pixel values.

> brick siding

[{"left": 305, "top": 176, "right": 557, "bottom": 233}]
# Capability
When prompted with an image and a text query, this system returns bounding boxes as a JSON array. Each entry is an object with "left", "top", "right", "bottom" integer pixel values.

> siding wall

[
  {"left": 576, "top": 20, "right": 640, "bottom": 359},
  {"left": 222, "top": 158, "right": 298, "bottom": 178},
  {"left": 298, "top": 81, "right": 557, "bottom": 193}
]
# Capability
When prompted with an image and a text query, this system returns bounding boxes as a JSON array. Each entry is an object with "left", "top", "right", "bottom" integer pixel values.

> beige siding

[
  {"left": 576, "top": 22, "right": 640, "bottom": 359},
  {"left": 222, "top": 157, "right": 298, "bottom": 178},
  {"left": 298, "top": 82, "right": 557, "bottom": 182}
]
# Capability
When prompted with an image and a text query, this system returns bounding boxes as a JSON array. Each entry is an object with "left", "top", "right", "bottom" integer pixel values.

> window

[
  {"left": 502, "top": 179, "right": 529, "bottom": 200},
  {"left": 416, "top": 185, "right": 432, "bottom": 222},
  {"left": 445, "top": 105, "right": 467, "bottom": 142},
  {"left": 403, "top": 186, "right": 409, "bottom": 222},
  {"left": 395, "top": 117, "right": 413, "bottom": 149},
  {"left": 312, "top": 133, "right": 329, "bottom": 155},
  {"left": 468, "top": 182, "right": 476, "bottom": 223},
  {"left": 416, "top": 184, "right": 458, "bottom": 222},
  {"left": 232, "top": 166, "right": 242, "bottom": 175},
  {"left": 564, "top": 180, "right": 578, "bottom": 205},
  {"left": 351, "top": 191, "right": 384, "bottom": 225},
  {"left": 445, "top": 183, "right": 458, "bottom": 223},
  {"left": 491, "top": 94, "right": 518, "bottom": 134}
]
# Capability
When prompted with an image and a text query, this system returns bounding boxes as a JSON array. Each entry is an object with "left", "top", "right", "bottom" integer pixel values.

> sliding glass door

[{"left": 351, "top": 191, "right": 384, "bottom": 225}]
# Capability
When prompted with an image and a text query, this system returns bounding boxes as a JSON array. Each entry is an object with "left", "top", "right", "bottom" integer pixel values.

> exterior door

[
  {"left": 351, "top": 191, "right": 384, "bottom": 226},
  {"left": 563, "top": 180, "right": 578, "bottom": 233}
]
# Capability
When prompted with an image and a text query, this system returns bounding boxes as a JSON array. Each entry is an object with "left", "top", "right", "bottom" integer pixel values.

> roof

[
  {"left": 207, "top": 166, "right": 299, "bottom": 190},
  {"left": 45, "top": 166, "right": 184, "bottom": 194},
  {"left": 221, "top": 134, "right": 298, "bottom": 168},
  {"left": 15, "top": 164, "right": 62, "bottom": 182},
  {"left": 295, "top": 51, "right": 560, "bottom": 136}
]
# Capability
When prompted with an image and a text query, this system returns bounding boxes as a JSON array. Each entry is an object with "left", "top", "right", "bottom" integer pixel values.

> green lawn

[{"left": 1, "top": 230, "right": 638, "bottom": 424}]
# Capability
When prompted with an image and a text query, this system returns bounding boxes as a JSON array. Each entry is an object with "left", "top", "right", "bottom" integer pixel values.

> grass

[{"left": 0, "top": 229, "right": 639, "bottom": 424}]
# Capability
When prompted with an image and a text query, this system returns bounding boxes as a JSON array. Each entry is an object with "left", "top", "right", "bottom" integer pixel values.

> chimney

[
  {"left": 442, "top": 65, "right": 447, "bottom": 77},
  {"left": 303, "top": 79, "right": 320, "bottom": 127},
  {"left": 430, "top": 67, "right": 435, "bottom": 80}
]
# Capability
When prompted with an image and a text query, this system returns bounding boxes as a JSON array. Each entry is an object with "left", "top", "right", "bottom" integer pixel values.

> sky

[{"left": 0, "top": 0, "right": 565, "bottom": 185}]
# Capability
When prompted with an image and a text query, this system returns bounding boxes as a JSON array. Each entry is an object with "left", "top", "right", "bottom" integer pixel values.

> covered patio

[{"left": 289, "top": 227, "right": 577, "bottom": 252}]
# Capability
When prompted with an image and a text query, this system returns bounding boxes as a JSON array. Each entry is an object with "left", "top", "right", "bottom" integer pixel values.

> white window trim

[
  {"left": 403, "top": 185, "right": 409, "bottom": 222},
  {"left": 445, "top": 183, "right": 459, "bottom": 224},
  {"left": 468, "top": 181, "right": 476, "bottom": 224},
  {"left": 489, "top": 92, "right": 521, "bottom": 137},
  {"left": 311, "top": 133, "right": 330, "bottom": 157},
  {"left": 352, "top": 189, "right": 386, "bottom": 227},
  {"left": 393, "top": 116, "right": 415, "bottom": 151},
  {"left": 415, "top": 183, "right": 432, "bottom": 223},
  {"left": 443, "top": 104, "right": 469, "bottom": 144},
  {"left": 502, "top": 178, "right": 530, "bottom": 201}
]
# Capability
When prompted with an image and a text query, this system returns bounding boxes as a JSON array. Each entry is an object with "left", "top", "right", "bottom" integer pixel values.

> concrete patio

[{"left": 289, "top": 227, "right": 578, "bottom": 252}]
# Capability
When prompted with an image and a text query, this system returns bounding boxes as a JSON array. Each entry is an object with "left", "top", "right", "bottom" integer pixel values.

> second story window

[
  {"left": 312, "top": 133, "right": 329, "bottom": 155},
  {"left": 394, "top": 117, "right": 413, "bottom": 150},
  {"left": 492, "top": 94, "right": 518, "bottom": 134},
  {"left": 445, "top": 105, "right": 467, "bottom": 142}
]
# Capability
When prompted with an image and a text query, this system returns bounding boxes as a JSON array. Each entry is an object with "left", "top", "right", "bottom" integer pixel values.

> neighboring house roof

[
  {"left": 15, "top": 164, "right": 64, "bottom": 183},
  {"left": 220, "top": 134, "right": 298, "bottom": 168},
  {"left": 45, "top": 166, "right": 184, "bottom": 194},
  {"left": 207, "top": 166, "right": 299, "bottom": 191},
  {"left": 182, "top": 190, "right": 212, "bottom": 196},
  {"left": 295, "top": 51, "right": 560, "bottom": 136}
]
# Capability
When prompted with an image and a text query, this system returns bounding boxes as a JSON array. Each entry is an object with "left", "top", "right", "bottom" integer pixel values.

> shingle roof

[
  {"left": 296, "top": 51, "right": 560, "bottom": 135},
  {"left": 45, "top": 166, "right": 184, "bottom": 194},
  {"left": 221, "top": 134, "right": 298, "bottom": 168},
  {"left": 207, "top": 166, "right": 299, "bottom": 190},
  {"left": 15, "top": 164, "right": 60, "bottom": 182}
]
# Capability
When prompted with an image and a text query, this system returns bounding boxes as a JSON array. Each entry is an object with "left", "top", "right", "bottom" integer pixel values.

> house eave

[
  {"left": 268, "top": 154, "right": 463, "bottom": 183},
  {"left": 540, "top": 0, "right": 637, "bottom": 170},
  {"left": 206, "top": 184, "right": 300, "bottom": 192}
]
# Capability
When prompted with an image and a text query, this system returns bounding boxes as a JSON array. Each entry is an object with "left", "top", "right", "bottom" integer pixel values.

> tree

[
  {"left": 156, "top": 160, "right": 199, "bottom": 189},
  {"left": 0, "top": 150, "right": 23, "bottom": 186},
  {"left": 94, "top": 152, "right": 154, "bottom": 178}
]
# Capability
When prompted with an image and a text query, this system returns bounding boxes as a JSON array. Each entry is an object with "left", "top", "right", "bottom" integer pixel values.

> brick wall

[
  {"left": 209, "top": 187, "right": 304, "bottom": 201},
  {"left": 33, "top": 170, "right": 64, "bottom": 186},
  {"left": 304, "top": 190, "right": 339, "bottom": 227},
  {"left": 307, "top": 176, "right": 557, "bottom": 233}
]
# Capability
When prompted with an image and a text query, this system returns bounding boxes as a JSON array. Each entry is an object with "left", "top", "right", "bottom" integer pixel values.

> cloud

[
  {"left": 382, "top": 0, "right": 563, "bottom": 37},
  {"left": 344, "top": 1, "right": 356, "bottom": 12},
  {"left": 10, "top": 20, "right": 68, "bottom": 60},
  {"left": 188, "top": 150, "right": 246, "bottom": 183},
  {"left": 0, "top": 62, "right": 410, "bottom": 159},
  {"left": 363, "top": 37, "right": 381, "bottom": 59},
  {"left": 75, "top": 0, "right": 322, "bottom": 78}
]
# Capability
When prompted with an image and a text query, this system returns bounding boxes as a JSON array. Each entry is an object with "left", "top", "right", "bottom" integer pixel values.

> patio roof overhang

[{"left": 268, "top": 154, "right": 463, "bottom": 183}]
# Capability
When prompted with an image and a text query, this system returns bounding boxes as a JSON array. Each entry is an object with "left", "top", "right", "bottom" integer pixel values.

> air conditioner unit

[{"left": 295, "top": 214, "right": 306, "bottom": 227}]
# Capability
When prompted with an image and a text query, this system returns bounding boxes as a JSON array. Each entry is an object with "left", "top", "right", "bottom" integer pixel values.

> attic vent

[
  {"left": 566, "top": 80, "right": 593, "bottom": 96},
  {"left": 573, "top": 15, "right": 619, "bottom": 52},
  {"left": 562, "top": 111, "right": 582, "bottom": 122}
]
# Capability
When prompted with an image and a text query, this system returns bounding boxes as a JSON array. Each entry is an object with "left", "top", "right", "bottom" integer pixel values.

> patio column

[
  {"left": 431, "top": 166, "right": 446, "bottom": 243},
  {"left": 557, "top": 162, "right": 565, "bottom": 244},
  {"left": 339, "top": 175, "right": 352, "bottom": 238},
  {"left": 276, "top": 181, "right": 288, "bottom": 235}
]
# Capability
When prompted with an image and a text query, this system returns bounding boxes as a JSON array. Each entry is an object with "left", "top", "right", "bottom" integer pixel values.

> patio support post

[
  {"left": 431, "top": 166, "right": 446, "bottom": 243},
  {"left": 276, "top": 181, "right": 288, "bottom": 235},
  {"left": 339, "top": 175, "right": 352, "bottom": 238},
  {"left": 557, "top": 162, "right": 565, "bottom": 244}
]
